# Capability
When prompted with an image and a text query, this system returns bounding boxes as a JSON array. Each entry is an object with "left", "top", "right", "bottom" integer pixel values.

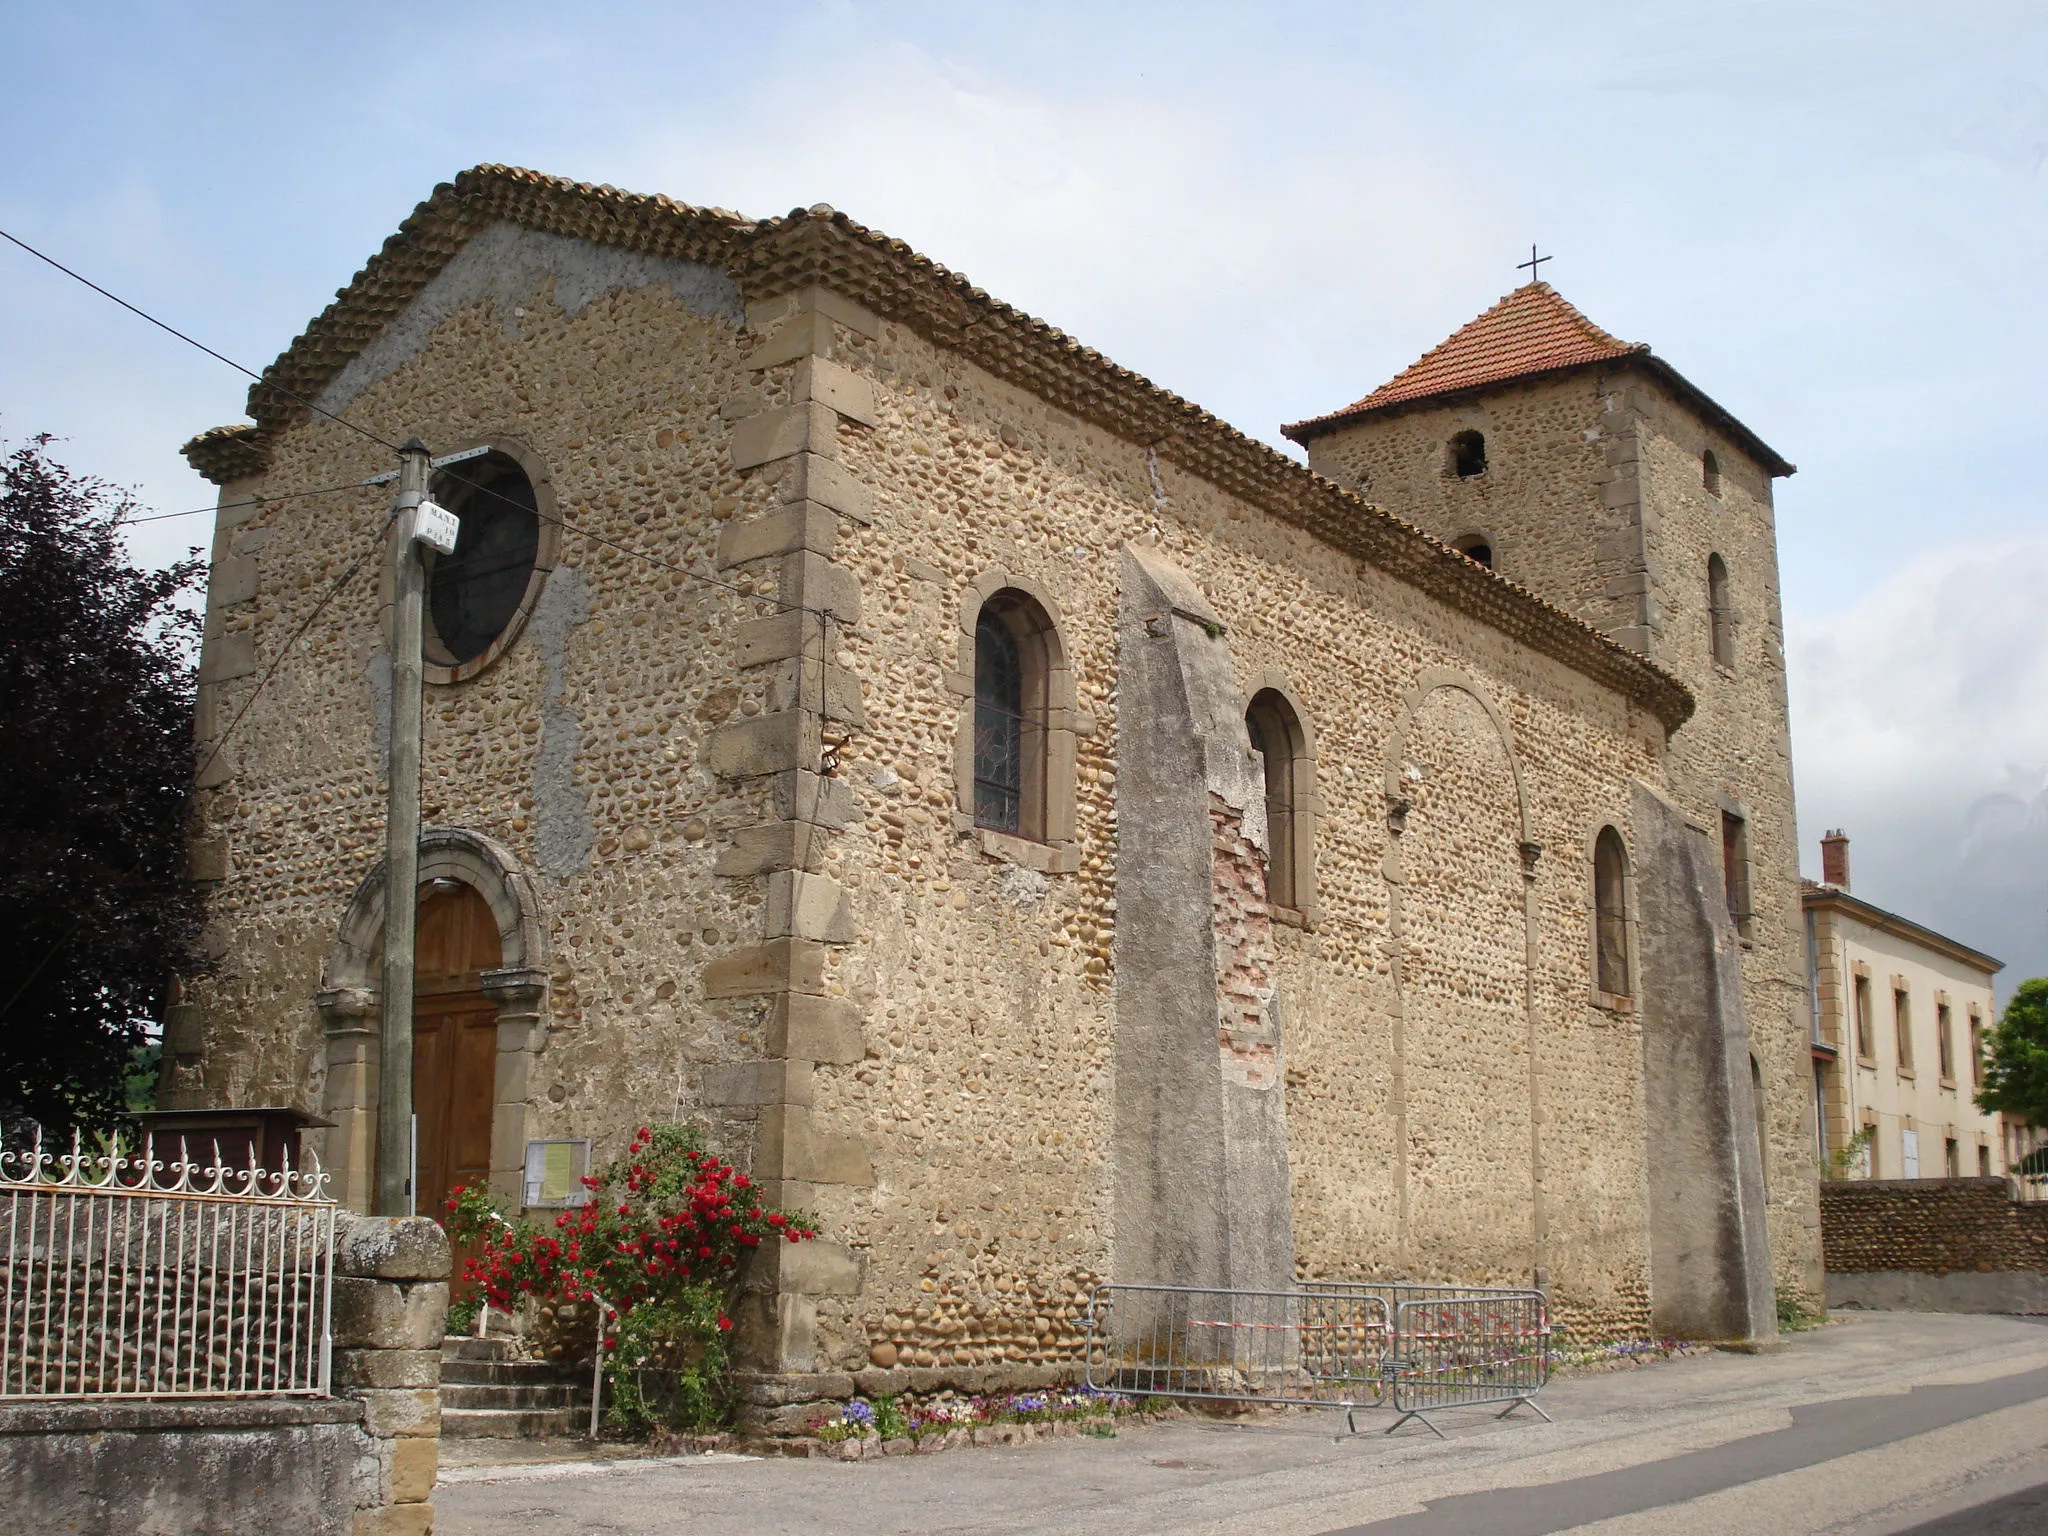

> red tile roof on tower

[{"left": 1283, "top": 281, "right": 1794, "bottom": 476}]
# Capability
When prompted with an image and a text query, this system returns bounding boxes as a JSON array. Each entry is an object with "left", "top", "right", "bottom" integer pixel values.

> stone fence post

[{"left": 332, "top": 1214, "right": 450, "bottom": 1536}]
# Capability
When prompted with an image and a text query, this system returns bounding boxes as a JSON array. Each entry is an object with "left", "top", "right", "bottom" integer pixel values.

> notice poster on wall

[{"left": 523, "top": 1139, "right": 592, "bottom": 1207}]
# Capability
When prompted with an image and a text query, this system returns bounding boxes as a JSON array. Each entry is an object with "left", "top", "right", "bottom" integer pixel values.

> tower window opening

[
  {"left": 1449, "top": 430, "right": 1488, "bottom": 478},
  {"left": 1450, "top": 533, "right": 1493, "bottom": 569},
  {"left": 1593, "top": 827, "right": 1630, "bottom": 999},
  {"left": 1702, "top": 449, "right": 1722, "bottom": 496},
  {"left": 1707, "top": 553, "right": 1734, "bottom": 667}
]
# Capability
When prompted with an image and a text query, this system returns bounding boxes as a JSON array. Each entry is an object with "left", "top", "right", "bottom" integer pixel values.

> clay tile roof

[
  {"left": 1283, "top": 282, "right": 1793, "bottom": 477},
  {"left": 1349, "top": 283, "right": 1637, "bottom": 417}
]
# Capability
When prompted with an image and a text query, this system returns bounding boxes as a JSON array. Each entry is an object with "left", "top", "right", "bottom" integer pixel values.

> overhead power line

[{"left": 0, "top": 223, "right": 835, "bottom": 623}]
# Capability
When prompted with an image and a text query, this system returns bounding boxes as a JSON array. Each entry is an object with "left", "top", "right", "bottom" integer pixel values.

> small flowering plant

[
  {"left": 811, "top": 1385, "right": 1138, "bottom": 1443},
  {"left": 444, "top": 1123, "right": 817, "bottom": 1431}
]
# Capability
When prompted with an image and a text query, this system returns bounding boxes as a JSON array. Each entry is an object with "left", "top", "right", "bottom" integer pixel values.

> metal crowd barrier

[{"left": 1083, "top": 1280, "right": 1549, "bottom": 1437}]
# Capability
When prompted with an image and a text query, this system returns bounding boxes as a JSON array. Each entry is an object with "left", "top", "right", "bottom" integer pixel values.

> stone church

[{"left": 169, "top": 165, "right": 1813, "bottom": 1384}]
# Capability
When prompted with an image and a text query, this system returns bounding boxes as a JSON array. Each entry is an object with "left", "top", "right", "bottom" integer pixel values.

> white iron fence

[{"left": 0, "top": 1131, "right": 337, "bottom": 1399}]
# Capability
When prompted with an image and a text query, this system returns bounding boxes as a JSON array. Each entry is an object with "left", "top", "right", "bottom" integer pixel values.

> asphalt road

[{"left": 436, "top": 1312, "right": 2048, "bottom": 1536}]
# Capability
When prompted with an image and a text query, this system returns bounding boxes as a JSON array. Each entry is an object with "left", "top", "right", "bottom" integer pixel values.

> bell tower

[{"left": 1283, "top": 280, "right": 1819, "bottom": 1321}]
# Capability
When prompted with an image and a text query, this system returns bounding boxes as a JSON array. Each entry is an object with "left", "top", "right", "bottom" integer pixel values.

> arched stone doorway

[{"left": 316, "top": 829, "right": 548, "bottom": 1214}]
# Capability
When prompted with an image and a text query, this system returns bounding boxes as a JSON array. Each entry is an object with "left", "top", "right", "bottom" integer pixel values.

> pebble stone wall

[
  {"left": 1819, "top": 1178, "right": 2048, "bottom": 1274},
  {"left": 172, "top": 200, "right": 1755, "bottom": 1408}
]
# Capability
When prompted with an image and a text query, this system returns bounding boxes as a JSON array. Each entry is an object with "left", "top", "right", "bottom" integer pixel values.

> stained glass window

[{"left": 974, "top": 612, "right": 1023, "bottom": 833}]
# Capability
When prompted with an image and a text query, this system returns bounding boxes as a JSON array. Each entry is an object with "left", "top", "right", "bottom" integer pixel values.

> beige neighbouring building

[
  {"left": 165, "top": 166, "right": 1816, "bottom": 1400},
  {"left": 1804, "top": 831, "right": 2011, "bottom": 1182}
]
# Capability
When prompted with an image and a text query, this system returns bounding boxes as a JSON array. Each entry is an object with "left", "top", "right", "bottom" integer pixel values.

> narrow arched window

[
  {"left": 1593, "top": 827, "right": 1630, "bottom": 998},
  {"left": 1702, "top": 449, "right": 1722, "bottom": 496},
  {"left": 970, "top": 589, "right": 1064, "bottom": 844},
  {"left": 1751, "top": 1053, "right": 1770, "bottom": 1197},
  {"left": 1449, "top": 430, "right": 1487, "bottom": 478},
  {"left": 974, "top": 610, "right": 1026, "bottom": 834},
  {"left": 1450, "top": 532, "right": 1493, "bottom": 570},
  {"left": 1246, "top": 689, "right": 1315, "bottom": 914},
  {"left": 1707, "top": 553, "right": 1734, "bottom": 667}
]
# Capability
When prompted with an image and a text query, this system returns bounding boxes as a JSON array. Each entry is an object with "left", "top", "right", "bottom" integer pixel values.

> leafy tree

[
  {"left": 1975, "top": 977, "right": 2048, "bottom": 1130},
  {"left": 0, "top": 435, "right": 205, "bottom": 1136}
]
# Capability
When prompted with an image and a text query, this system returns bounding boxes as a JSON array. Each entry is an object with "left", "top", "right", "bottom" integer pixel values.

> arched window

[
  {"left": 1707, "top": 553, "right": 1734, "bottom": 667},
  {"left": 971, "top": 591, "right": 1058, "bottom": 842},
  {"left": 1702, "top": 449, "right": 1722, "bottom": 496},
  {"left": 1593, "top": 827, "right": 1630, "bottom": 999},
  {"left": 428, "top": 450, "right": 541, "bottom": 667},
  {"left": 1751, "top": 1053, "right": 1770, "bottom": 1197},
  {"left": 1246, "top": 689, "right": 1315, "bottom": 915},
  {"left": 1449, "top": 430, "right": 1487, "bottom": 478},
  {"left": 1449, "top": 532, "right": 1494, "bottom": 570}
]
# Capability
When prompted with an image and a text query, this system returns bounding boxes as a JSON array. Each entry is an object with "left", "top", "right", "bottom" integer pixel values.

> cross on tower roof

[{"left": 1517, "top": 244, "right": 1551, "bottom": 283}]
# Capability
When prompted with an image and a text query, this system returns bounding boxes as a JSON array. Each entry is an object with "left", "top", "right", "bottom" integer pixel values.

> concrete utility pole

[{"left": 376, "top": 438, "right": 431, "bottom": 1217}]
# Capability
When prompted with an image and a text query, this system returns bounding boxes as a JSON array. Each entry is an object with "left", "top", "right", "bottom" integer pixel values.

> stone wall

[
  {"left": 0, "top": 1212, "right": 446, "bottom": 1536},
  {"left": 1822, "top": 1178, "right": 2048, "bottom": 1273},
  {"left": 0, "top": 1398, "right": 369, "bottom": 1536}
]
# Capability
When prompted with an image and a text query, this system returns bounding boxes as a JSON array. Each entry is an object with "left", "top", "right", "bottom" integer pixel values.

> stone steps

[
  {"left": 439, "top": 1335, "right": 590, "bottom": 1442},
  {"left": 442, "top": 1405, "right": 591, "bottom": 1439}
]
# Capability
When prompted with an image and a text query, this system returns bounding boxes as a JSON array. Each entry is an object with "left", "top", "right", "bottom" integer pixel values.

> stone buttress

[{"left": 1111, "top": 544, "right": 1295, "bottom": 1294}]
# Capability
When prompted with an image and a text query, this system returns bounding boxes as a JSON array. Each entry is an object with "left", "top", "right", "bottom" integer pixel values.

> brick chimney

[{"left": 1820, "top": 829, "right": 1850, "bottom": 890}]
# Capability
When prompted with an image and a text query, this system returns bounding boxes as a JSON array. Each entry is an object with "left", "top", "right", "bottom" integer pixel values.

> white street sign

[{"left": 413, "top": 501, "right": 460, "bottom": 555}]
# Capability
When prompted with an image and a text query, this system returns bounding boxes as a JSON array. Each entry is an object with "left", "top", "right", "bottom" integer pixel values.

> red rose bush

[{"left": 445, "top": 1122, "right": 816, "bottom": 1431}]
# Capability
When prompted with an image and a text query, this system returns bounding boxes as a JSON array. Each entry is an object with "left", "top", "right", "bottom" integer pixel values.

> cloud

[
  {"left": 1789, "top": 537, "right": 2048, "bottom": 997},
  {"left": 612, "top": 38, "right": 1516, "bottom": 448}
]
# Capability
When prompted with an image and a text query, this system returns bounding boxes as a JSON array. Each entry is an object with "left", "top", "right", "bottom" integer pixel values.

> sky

[{"left": 4, "top": 1, "right": 2045, "bottom": 994}]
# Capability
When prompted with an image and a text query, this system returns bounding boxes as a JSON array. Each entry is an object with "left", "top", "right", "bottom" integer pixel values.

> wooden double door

[{"left": 411, "top": 882, "right": 502, "bottom": 1247}]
